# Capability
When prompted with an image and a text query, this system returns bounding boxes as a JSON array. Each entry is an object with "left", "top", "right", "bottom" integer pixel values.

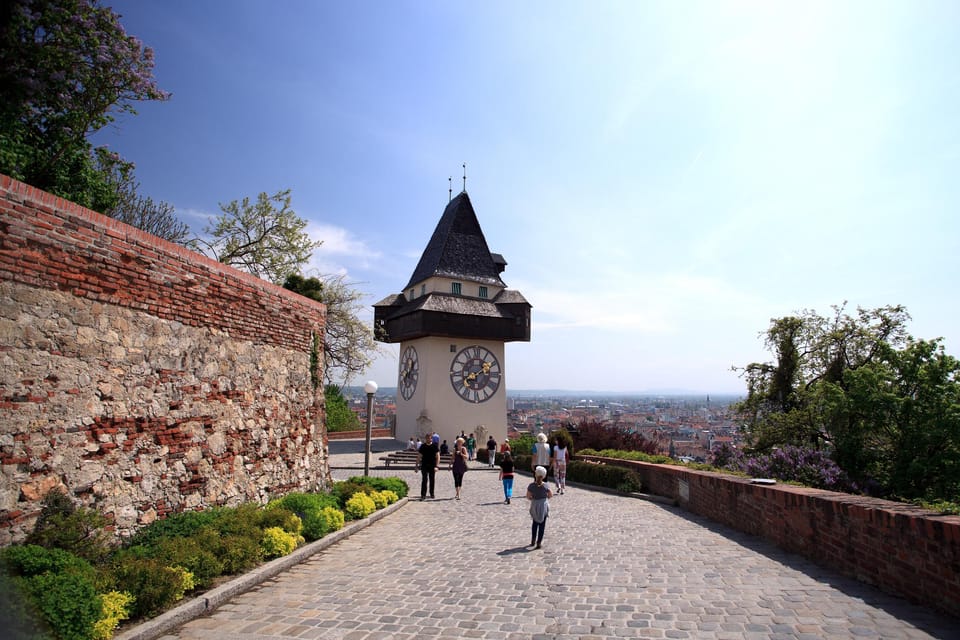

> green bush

[
  {"left": 318, "top": 507, "right": 345, "bottom": 533},
  {"left": 0, "top": 570, "right": 51, "bottom": 640},
  {"left": 368, "top": 491, "right": 389, "bottom": 509},
  {"left": 344, "top": 493, "right": 376, "bottom": 520},
  {"left": 567, "top": 460, "right": 644, "bottom": 493},
  {"left": 26, "top": 489, "right": 112, "bottom": 564},
  {"left": 1, "top": 544, "right": 102, "bottom": 640},
  {"left": 346, "top": 475, "right": 409, "bottom": 499},
  {"left": 127, "top": 509, "right": 222, "bottom": 548},
  {"left": 216, "top": 535, "right": 263, "bottom": 575},
  {"left": 23, "top": 570, "right": 102, "bottom": 640},
  {"left": 150, "top": 530, "right": 224, "bottom": 588},
  {"left": 330, "top": 480, "right": 368, "bottom": 508},
  {"left": 91, "top": 590, "right": 133, "bottom": 640},
  {"left": 257, "top": 507, "right": 303, "bottom": 537},
  {"left": 260, "top": 527, "right": 302, "bottom": 559},
  {"left": 1, "top": 544, "right": 94, "bottom": 580},
  {"left": 107, "top": 554, "right": 191, "bottom": 618},
  {"left": 267, "top": 492, "right": 340, "bottom": 541}
]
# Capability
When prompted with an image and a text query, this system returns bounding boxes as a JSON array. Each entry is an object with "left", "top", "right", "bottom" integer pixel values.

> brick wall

[
  {"left": 0, "top": 175, "right": 328, "bottom": 543},
  {"left": 585, "top": 455, "right": 960, "bottom": 618}
]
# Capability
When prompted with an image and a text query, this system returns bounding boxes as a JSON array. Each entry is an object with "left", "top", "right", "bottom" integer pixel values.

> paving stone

[{"left": 134, "top": 439, "right": 959, "bottom": 640}]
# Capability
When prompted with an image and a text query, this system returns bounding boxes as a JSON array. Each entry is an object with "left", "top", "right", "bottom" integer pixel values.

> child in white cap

[{"left": 526, "top": 465, "right": 553, "bottom": 548}]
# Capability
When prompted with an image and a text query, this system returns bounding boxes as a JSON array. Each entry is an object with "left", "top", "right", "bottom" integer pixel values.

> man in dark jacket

[{"left": 416, "top": 435, "right": 441, "bottom": 500}]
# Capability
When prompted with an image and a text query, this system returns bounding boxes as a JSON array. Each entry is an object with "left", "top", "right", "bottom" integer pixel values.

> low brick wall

[{"left": 583, "top": 455, "right": 960, "bottom": 618}]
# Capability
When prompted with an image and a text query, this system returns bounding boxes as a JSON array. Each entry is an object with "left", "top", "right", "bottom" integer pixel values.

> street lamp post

[{"left": 363, "top": 380, "right": 378, "bottom": 476}]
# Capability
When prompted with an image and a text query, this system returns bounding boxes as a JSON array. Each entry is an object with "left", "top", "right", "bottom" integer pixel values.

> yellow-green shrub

[
  {"left": 379, "top": 490, "right": 399, "bottom": 505},
  {"left": 318, "top": 507, "right": 344, "bottom": 533},
  {"left": 260, "top": 527, "right": 303, "bottom": 559},
  {"left": 92, "top": 590, "right": 134, "bottom": 640},
  {"left": 368, "top": 490, "right": 389, "bottom": 509},
  {"left": 344, "top": 493, "right": 376, "bottom": 519}
]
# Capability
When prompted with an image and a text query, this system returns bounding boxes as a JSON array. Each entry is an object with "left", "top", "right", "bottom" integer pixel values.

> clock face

[
  {"left": 399, "top": 346, "right": 419, "bottom": 401},
  {"left": 449, "top": 345, "right": 501, "bottom": 403}
]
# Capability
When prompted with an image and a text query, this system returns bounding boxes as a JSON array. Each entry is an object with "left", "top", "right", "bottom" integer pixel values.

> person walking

[
  {"left": 486, "top": 435, "right": 497, "bottom": 467},
  {"left": 500, "top": 438, "right": 511, "bottom": 456},
  {"left": 499, "top": 450, "right": 515, "bottom": 504},
  {"left": 532, "top": 432, "right": 552, "bottom": 476},
  {"left": 451, "top": 437, "right": 468, "bottom": 500},
  {"left": 552, "top": 437, "right": 569, "bottom": 494},
  {"left": 466, "top": 433, "right": 476, "bottom": 461},
  {"left": 526, "top": 465, "right": 553, "bottom": 548},
  {"left": 416, "top": 435, "right": 440, "bottom": 500}
]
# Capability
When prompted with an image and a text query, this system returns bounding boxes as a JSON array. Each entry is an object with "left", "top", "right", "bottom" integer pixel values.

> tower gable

[{"left": 403, "top": 192, "right": 506, "bottom": 291}]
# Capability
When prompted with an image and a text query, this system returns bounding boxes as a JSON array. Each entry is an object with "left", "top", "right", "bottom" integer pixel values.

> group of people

[{"left": 411, "top": 430, "right": 569, "bottom": 549}]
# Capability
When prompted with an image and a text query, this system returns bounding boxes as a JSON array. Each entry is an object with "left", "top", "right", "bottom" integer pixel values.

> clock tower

[{"left": 374, "top": 191, "right": 531, "bottom": 445}]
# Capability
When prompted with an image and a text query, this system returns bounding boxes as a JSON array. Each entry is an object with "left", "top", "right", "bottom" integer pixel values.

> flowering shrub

[
  {"left": 92, "top": 590, "right": 134, "bottom": 640},
  {"left": 344, "top": 493, "right": 376, "bottom": 519},
  {"left": 715, "top": 444, "right": 856, "bottom": 492},
  {"left": 260, "top": 527, "right": 302, "bottom": 559}
]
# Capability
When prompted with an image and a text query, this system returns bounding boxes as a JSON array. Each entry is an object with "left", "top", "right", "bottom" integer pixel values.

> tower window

[
  {"left": 451, "top": 282, "right": 462, "bottom": 295},
  {"left": 420, "top": 284, "right": 426, "bottom": 296},
  {"left": 478, "top": 286, "right": 488, "bottom": 299}
]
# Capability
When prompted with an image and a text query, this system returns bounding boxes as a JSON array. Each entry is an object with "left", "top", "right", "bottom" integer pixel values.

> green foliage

[
  {"left": 0, "top": 569, "right": 51, "bottom": 640},
  {"left": 107, "top": 553, "right": 190, "bottom": 619},
  {"left": 318, "top": 507, "right": 345, "bottom": 533},
  {"left": 324, "top": 385, "right": 362, "bottom": 432},
  {"left": 285, "top": 273, "right": 381, "bottom": 386},
  {"left": 345, "top": 475, "right": 409, "bottom": 499},
  {"left": 257, "top": 507, "right": 303, "bottom": 537},
  {"left": 735, "top": 303, "right": 960, "bottom": 502},
  {"left": 149, "top": 530, "right": 224, "bottom": 588},
  {"left": 267, "top": 492, "right": 341, "bottom": 541},
  {"left": 216, "top": 535, "right": 263, "bottom": 576},
  {"left": 1, "top": 545, "right": 101, "bottom": 640},
  {"left": 0, "top": 0, "right": 169, "bottom": 211},
  {"left": 26, "top": 488, "right": 112, "bottom": 564},
  {"left": 561, "top": 460, "right": 644, "bottom": 493},
  {"left": 574, "top": 420, "right": 660, "bottom": 454},
  {"left": 23, "top": 570, "right": 102, "bottom": 640},
  {"left": 91, "top": 590, "right": 133, "bottom": 640},
  {"left": 578, "top": 449, "right": 673, "bottom": 465},
  {"left": 197, "top": 190, "right": 321, "bottom": 285},
  {"left": 367, "top": 491, "right": 389, "bottom": 509},
  {"left": 260, "top": 527, "right": 302, "bottom": 559},
  {"left": 127, "top": 509, "right": 222, "bottom": 549},
  {"left": 344, "top": 493, "right": 376, "bottom": 520}
]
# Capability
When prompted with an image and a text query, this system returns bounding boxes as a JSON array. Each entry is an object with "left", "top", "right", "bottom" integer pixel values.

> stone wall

[
  {"left": 582, "top": 455, "right": 960, "bottom": 618},
  {"left": 0, "top": 175, "right": 328, "bottom": 544}
]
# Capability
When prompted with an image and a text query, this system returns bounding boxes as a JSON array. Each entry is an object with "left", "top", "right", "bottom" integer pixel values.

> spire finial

[
  {"left": 462, "top": 163, "right": 467, "bottom": 192},
  {"left": 448, "top": 177, "right": 452, "bottom": 202}
]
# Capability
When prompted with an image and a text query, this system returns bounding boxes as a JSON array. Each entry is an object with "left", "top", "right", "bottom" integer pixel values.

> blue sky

[{"left": 94, "top": 1, "right": 960, "bottom": 394}]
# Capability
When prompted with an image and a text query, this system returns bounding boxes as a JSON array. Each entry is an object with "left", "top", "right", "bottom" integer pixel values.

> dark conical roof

[{"left": 403, "top": 192, "right": 506, "bottom": 291}]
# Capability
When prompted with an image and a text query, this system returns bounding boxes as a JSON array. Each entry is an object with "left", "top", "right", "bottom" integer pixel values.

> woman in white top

[
  {"left": 532, "top": 432, "right": 552, "bottom": 475},
  {"left": 552, "top": 437, "right": 569, "bottom": 494}
]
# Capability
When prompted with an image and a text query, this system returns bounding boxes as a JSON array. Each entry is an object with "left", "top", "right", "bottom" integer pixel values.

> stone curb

[{"left": 114, "top": 497, "right": 409, "bottom": 640}]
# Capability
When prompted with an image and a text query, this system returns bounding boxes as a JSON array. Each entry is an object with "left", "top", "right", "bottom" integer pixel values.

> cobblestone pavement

[{"left": 158, "top": 439, "right": 958, "bottom": 640}]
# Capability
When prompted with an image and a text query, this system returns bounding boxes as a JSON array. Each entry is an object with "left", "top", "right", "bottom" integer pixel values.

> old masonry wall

[{"left": 0, "top": 175, "right": 328, "bottom": 544}]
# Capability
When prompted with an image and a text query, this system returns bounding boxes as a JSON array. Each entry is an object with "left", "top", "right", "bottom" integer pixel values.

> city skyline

[{"left": 95, "top": 1, "right": 960, "bottom": 394}]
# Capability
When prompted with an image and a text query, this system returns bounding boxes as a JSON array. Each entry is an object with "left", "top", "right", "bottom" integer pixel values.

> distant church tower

[{"left": 373, "top": 190, "right": 531, "bottom": 445}]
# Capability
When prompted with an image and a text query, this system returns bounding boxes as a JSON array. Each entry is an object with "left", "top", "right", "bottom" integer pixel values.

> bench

[{"left": 378, "top": 450, "right": 455, "bottom": 469}]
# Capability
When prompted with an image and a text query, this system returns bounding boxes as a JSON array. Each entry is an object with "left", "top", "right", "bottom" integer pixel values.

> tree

[
  {"left": 197, "top": 190, "right": 321, "bottom": 284},
  {"left": 735, "top": 303, "right": 960, "bottom": 501},
  {"left": 324, "top": 385, "right": 361, "bottom": 432},
  {"left": 0, "top": 0, "right": 170, "bottom": 211},
  {"left": 284, "top": 274, "right": 381, "bottom": 386}
]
